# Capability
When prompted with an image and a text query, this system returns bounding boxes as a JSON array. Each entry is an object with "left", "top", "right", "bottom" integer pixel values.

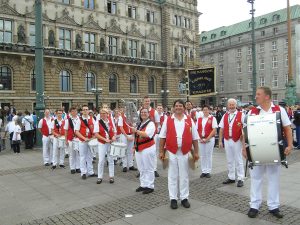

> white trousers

[
  {"left": 199, "top": 137, "right": 215, "bottom": 173},
  {"left": 79, "top": 141, "right": 94, "bottom": 176},
  {"left": 224, "top": 139, "right": 244, "bottom": 181},
  {"left": 98, "top": 143, "right": 114, "bottom": 179},
  {"left": 120, "top": 134, "right": 134, "bottom": 168},
  {"left": 250, "top": 164, "right": 280, "bottom": 210},
  {"left": 52, "top": 138, "right": 65, "bottom": 166},
  {"left": 168, "top": 150, "right": 189, "bottom": 200},
  {"left": 67, "top": 141, "right": 80, "bottom": 170},
  {"left": 42, "top": 135, "right": 53, "bottom": 164},
  {"left": 135, "top": 146, "right": 156, "bottom": 189},
  {"left": 154, "top": 134, "right": 159, "bottom": 171}
]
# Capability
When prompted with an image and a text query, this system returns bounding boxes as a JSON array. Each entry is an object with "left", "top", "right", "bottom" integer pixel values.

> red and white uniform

[
  {"left": 248, "top": 104, "right": 291, "bottom": 211},
  {"left": 135, "top": 119, "right": 156, "bottom": 189},
  {"left": 219, "top": 110, "right": 245, "bottom": 181},
  {"left": 38, "top": 117, "right": 53, "bottom": 165},
  {"left": 154, "top": 112, "right": 167, "bottom": 171},
  {"left": 51, "top": 118, "right": 66, "bottom": 166},
  {"left": 159, "top": 114, "right": 199, "bottom": 200},
  {"left": 196, "top": 115, "right": 218, "bottom": 174}
]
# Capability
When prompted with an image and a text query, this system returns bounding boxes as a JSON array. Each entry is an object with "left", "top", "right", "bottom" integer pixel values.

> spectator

[{"left": 293, "top": 104, "right": 300, "bottom": 149}]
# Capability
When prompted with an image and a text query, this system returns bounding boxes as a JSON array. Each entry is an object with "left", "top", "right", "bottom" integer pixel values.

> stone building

[
  {"left": 199, "top": 5, "right": 300, "bottom": 106},
  {"left": 0, "top": 0, "right": 200, "bottom": 112}
]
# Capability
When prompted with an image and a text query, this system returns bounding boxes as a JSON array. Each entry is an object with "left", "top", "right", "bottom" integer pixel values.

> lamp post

[
  {"left": 35, "top": 0, "right": 45, "bottom": 147},
  {"left": 161, "top": 89, "right": 169, "bottom": 107},
  {"left": 0, "top": 84, "right": 3, "bottom": 89},
  {"left": 91, "top": 87, "right": 103, "bottom": 110},
  {"left": 247, "top": 0, "right": 257, "bottom": 103}
]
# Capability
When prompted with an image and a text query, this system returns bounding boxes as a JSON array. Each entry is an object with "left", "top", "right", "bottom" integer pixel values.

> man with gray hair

[{"left": 218, "top": 98, "right": 245, "bottom": 187}]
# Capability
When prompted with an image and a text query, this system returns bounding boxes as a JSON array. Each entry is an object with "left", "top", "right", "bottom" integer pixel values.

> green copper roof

[{"left": 200, "top": 4, "right": 300, "bottom": 44}]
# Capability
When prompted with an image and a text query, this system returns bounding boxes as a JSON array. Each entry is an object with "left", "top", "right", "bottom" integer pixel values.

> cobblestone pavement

[{"left": 13, "top": 150, "right": 300, "bottom": 225}]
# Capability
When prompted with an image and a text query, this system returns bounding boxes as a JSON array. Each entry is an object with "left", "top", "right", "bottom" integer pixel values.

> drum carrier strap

[
  {"left": 99, "top": 119, "right": 112, "bottom": 139},
  {"left": 80, "top": 117, "right": 93, "bottom": 134},
  {"left": 135, "top": 120, "right": 154, "bottom": 152},
  {"left": 54, "top": 119, "right": 60, "bottom": 129}
]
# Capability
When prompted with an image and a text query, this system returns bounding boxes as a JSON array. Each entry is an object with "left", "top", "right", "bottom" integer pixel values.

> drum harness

[
  {"left": 68, "top": 117, "right": 75, "bottom": 139},
  {"left": 80, "top": 117, "right": 93, "bottom": 137},
  {"left": 243, "top": 109, "right": 288, "bottom": 170},
  {"left": 99, "top": 119, "right": 112, "bottom": 140},
  {"left": 54, "top": 119, "right": 62, "bottom": 136},
  {"left": 134, "top": 119, "right": 154, "bottom": 152}
]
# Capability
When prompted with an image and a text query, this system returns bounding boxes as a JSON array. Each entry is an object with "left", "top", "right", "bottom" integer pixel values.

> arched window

[
  {"left": 31, "top": 69, "right": 36, "bottom": 91},
  {"left": 148, "top": 76, "right": 156, "bottom": 94},
  {"left": 130, "top": 75, "right": 138, "bottom": 93},
  {"left": 60, "top": 70, "right": 71, "bottom": 92},
  {"left": 0, "top": 66, "right": 12, "bottom": 90},
  {"left": 85, "top": 72, "right": 95, "bottom": 92},
  {"left": 109, "top": 73, "right": 118, "bottom": 93}
]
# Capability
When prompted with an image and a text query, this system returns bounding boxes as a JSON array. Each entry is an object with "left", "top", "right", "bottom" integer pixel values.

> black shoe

[
  {"left": 223, "top": 179, "right": 235, "bottom": 184},
  {"left": 65, "top": 154, "right": 69, "bottom": 158},
  {"left": 59, "top": 165, "right": 65, "bottom": 168},
  {"left": 109, "top": 178, "right": 114, "bottom": 184},
  {"left": 206, "top": 173, "right": 211, "bottom": 178},
  {"left": 44, "top": 163, "right": 50, "bottom": 166},
  {"left": 136, "top": 173, "right": 140, "bottom": 178},
  {"left": 82, "top": 174, "right": 86, "bottom": 180},
  {"left": 50, "top": 162, "right": 53, "bottom": 165},
  {"left": 142, "top": 188, "right": 154, "bottom": 194},
  {"left": 200, "top": 173, "right": 206, "bottom": 178},
  {"left": 88, "top": 173, "right": 97, "bottom": 177},
  {"left": 123, "top": 167, "right": 128, "bottom": 172},
  {"left": 129, "top": 166, "right": 137, "bottom": 171},
  {"left": 237, "top": 180, "right": 244, "bottom": 187},
  {"left": 181, "top": 199, "right": 190, "bottom": 208},
  {"left": 76, "top": 169, "right": 81, "bottom": 173},
  {"left": 114, "top": 160, "right": 117, "bottom": 165},
  {"left": 71, "top": 170, "right": 76, "bottom": 174},
  {"left": 96, "top": 179, "right": 102, "bottom": 184},
  {"left": 248, "top": 208, "right": 258, "bottom": 218},
  {"left": 154, "top": 171, "right": 160, "bottom": 177},
  {"left": 170, "top": 199, "right": 178, "bottom": 209},
  {"left": 269, "top": 208, "right": 283, "bottom": 218},
  {"left": 51, "top": 165, "right": 56, "bottom": 170},
  {"left": 136, "top": 186, "right": 145, "bottom": 192}
]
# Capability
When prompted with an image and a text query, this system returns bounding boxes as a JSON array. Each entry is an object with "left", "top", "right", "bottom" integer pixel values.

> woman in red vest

[
  {"left": 196, "top": 105, "right": 217, "bottom": 178},
  {"left": 159, "top": 99, "right": 199, "bottom": 209},
  {"left": 132, "top": 107, "right": 156, "bottom": 194},
  {"left": 94, "top": 108, "right": 116, "bottom": 184}
]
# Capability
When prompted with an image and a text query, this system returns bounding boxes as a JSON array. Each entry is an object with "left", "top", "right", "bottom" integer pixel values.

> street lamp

[
  {"left": 161, "top": 89, "right": 169, "bottom": 107},
  {"left": 247, "top": 0, "right": 257, "bottom": 103},
  {"left": 0, "top": 84, "right": 3, "bottom": 90},
  {"left": 91, "top": 87, "right": 103, "bottom": 109}
]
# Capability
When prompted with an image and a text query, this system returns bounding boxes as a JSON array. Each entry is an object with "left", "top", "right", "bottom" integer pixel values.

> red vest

[
  {"left": 250, "top": 105, "right": 280, "bottom": 115},
  {"left": 119, "top": 114, "right": 131, "bottom": 135},
  {"left": 97, "top": 119, "right": 115, "bottom": 144},
  {"left": 40, "top": 118, "right": 50, "bottom": 136},
  {"left": 53, "top": 119, "right": 65, "bottom": 137},
  {"left": 149, "top": 108, "right": 155, "bottom": 122},
  {"left": 197, "top": 116, "right": 214, "bottom": 138},
  {"left": 223, "top": 111, "right": 243, "bottom": 142},
  {"left": 159, "top": 114, "right": 165, "bottom": 126},
  {"left": 77, "top": 116, "right": 94, "bottom": 141},
  {"left": 66, "top": 117, "right": 76, "bottom": 141},
  {"left": 191, "top": 110, "right": 197, "bottom": 122},
  {"left": 165, "top": 116, "right": 193, "bottom": 155},
  {"left": 115, "top": 117, "right": 122, "bottom": 135},
  {"left": 135, "top": 121, "right": 155, "bottom": 152}
]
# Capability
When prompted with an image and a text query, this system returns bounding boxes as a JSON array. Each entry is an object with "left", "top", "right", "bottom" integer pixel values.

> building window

[
  {"left": 128, "top": 6, "right": 136, "bottom": 19},
  {"left": 237, "top": 96, "right": 242, "bottom": 102},
  {"left": 84, "top": 0, "right": 94, "bottom": 9},
  {"left": 146, "top": 10, "right": 155, "bottom": 23},
  {"left": 238, "top": 36, "right": 242, "bottom": 42},
  {"left": 108, "top": 37, "right": 118, "bottom": 55},
  {"left": 285, "top": 54, "right": 288, "bottom": 67},
  {"left": 272, "top": 94, "right": 278, "bottom": 101},
  {"left": 31, "top": 69, "right": 36, "bottom": 91},
  {"left": 0, "top": 19, "right": 12, "bottom": 43},
  {"left": 248, "top": 78, "right": 253, "bottom": 90},
  {"left": 0, "top": 66, "right": 12, "bottom": 90},
  {"left": 84, "top": 33, "right": 95, "bottom": 52},
  {"left": 273, "top": 27, "right": 278, "bottom": 34},
  {"left": 259, "top": 77, "right": 265, "bottom": 86},
  {"left": 220, "top": 81, "right": 224, "bottom": 92},
  {"left": 29, "top": 24, "right": 35, "bottom": 46},
  {"left": 219, "top": 64, "right": 223, "bottom": 77},
  {"left": 259, "top": 59, "right": 265, "bottom": 70},
  {"left": 272, "top": 14, "right": 280, "bottom": 21},
  {"left": 85, "top": 72, "right": 95, "bottom": 92},
  {"left": 237, "top": 61, "right": 242, "bottom": 73},
  {"left": 261, "top": 30, "right": 265, "bottom": 36},
  {"left": 183, "top": 17, "right": 190, "bottom": 28},
  {"left": 237, "top": 79, "right": 242, "bottom": 90},
  {"left": 109, "top": 74, "right": 118, "bottom": 93},
  {"left": 174, "top": 15, "right": 182, "bottom": 26},
  {"left": 220, "top": 41, "right": 225, "bottom": 46},
  {"left": 285, "top": 39, "right": 288, "bottom": 48},
  {"left": 248, "top": 47, "right": 252, "bottom": 55},
  {"left": 272, "top": 56, "right": 278, "bottom": 68},
  {"left": 129, "top": 40, "right": 138, "bottom": 58},
  {"left": 248, "top": 95, "right": 253, "bottom": 102},
  {"left": 286, "top": 73, "right": 289, "bottom": 84},
  {"left": 130, "top": 75, "right": 138, "bottom": 93},
  {"left": 179, "top": 46, "right": 187, "bottom": 64},
  {"left": 148, "top": 76, "right": 156, "bottom": 94},
  {"left": 107, "top": 1, "right": 117, "bottom": 14},
  {"left": 58, "top": 0, "right": 70, "bottom": 4},
  {"left": 272, "top": 75, "right": 278, "bottom": 88},
  {"left": 59, "top": 28, "right": 71, "bottom": 50},
  {"left": 248, "top": 61, "right": 252, "bottom": 72},
  {"left": 237, "top": 48, "right": 242, "bottom": 57},
  {"left": 272, "top": 41, "right": 277, "bottom": 50},
  {"left": 148, "top": 43, "right": 156, "bottom": 60},
  {"left": 259, "top": 43, "right": 264, "bottom": 53},
  {"left": 60, "top": 70, "right": 71, "bottom": 92}
]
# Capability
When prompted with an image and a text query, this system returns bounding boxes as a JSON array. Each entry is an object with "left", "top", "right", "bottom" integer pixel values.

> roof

[{"left": 200, "top": 4, "right": 300, "bottom": 44}]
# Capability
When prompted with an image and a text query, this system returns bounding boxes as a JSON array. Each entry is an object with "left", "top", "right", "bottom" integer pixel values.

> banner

[{"left": 188, "top": 67, "right": 216, "bottom": 96}]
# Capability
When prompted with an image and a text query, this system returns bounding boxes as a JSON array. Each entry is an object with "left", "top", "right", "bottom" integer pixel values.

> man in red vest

[
  {"left": 218, "top": 98, "right": 245, "bottom": 187},
  {"left": 64, "top": 106, "right": 80, "bottom": 174},
  {"left": 185, "top": 100, "right": 198, "bottom": 122},
  {"left": 38, "top": 108, "right": 53, "bottom": 166},
  {"left": 51, "top": 109, "right": 66, "bottom": 169},
  {"left": 159, "top": 99, "right": 199, "bottom": 209},
  {"left": 75, "top": 105, "right": 97, "bottom": 180},
  {"left": 243, "top": 87, "right": 293, "bottom": 219}
]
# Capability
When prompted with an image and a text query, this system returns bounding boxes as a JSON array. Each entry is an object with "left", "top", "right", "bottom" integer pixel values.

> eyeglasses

[{"left": 83, "top": 109, "right": 89, "bottom": 111}]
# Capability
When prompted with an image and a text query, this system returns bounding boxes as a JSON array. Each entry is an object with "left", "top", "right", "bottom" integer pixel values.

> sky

[{"left": 197, "top": 0, "right": 299, "bottom": 32}]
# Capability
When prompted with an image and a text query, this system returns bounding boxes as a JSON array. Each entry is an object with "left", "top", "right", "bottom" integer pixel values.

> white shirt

[
  {"left": 196, "top": 111, "right": 204, "bottom": 120},
  {"left": 93, "top": 119, "right": 117, "bottom": 138},
  {"left": 38, "top": 117, "right": 53, "bottom": 135},
  {"left": 22, "top": 115, "right": 34, "bottom": 131},
  {"left": 74, "top": 116, "right": 95, "bottom": 136},
  {"left": 51, "top": 118, "right": 64, "bottom": 133},
  {"left": 139, "top": 120, "right": 156, "bottom": 139},
  {"left": 64, "top": 116, "right": 79, "bottom": 131},
  {"left": 5, "top": 121, "right": 16, "bottom": 133},
  {"left": 117, "top": 116, "right": 126, "bottom": 127},
  {"left": 218, "top": 110, "right": 245, "bottom": 136},
  {"left": 196, "top": 115, "right": 218, "bottom": 137},
  {"left": 159, "top": 114, "right": 199, "bottom": 148},
  {"left": 12, "top": 125, "right": 21, "bottom": 141}
]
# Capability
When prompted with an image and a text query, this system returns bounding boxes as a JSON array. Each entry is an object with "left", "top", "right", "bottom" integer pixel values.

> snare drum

[
  {"left": 88, "top": 139, "right": 99, "bottom": 155},
  {"left": 245, "top": 112, "right": 286, "bottom": 167},
  {"left": 110, "top": 142, "right": 127, "bottom": 158},
  {"left": 58, "top": 136, "right": 65, "bottom": 148}
]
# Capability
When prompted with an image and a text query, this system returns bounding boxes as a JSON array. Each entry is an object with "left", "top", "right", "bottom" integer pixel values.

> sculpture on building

[
  {"left": 121, "top": 41, "right": 126, "bottom": 55},
  {"left": 76, "top": 34, "right": 82, "bottom": 50},
  {"left": 100, "top": 38, "right": 105, "bottom": 53},
  {"left": 141, "top": 44, "right": 146, "bottom": 58},
  {"left": 48, "top": 30, "right": 55, "bottom": 47},
  {"left": 17, "top": 25, "right": 26, "bottom": 43}
]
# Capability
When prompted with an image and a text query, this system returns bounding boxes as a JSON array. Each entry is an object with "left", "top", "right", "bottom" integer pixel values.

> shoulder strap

[
  {"left": 99, "top": 119, "right": 110, "bottom": 137},
  {"left": 68, "top": 118, "right": 74, "bottom": 131},
  {"left": 55, "top": 119, "right": 60, "bottom": 129}
]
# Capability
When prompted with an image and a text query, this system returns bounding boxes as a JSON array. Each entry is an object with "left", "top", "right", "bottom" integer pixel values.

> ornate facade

[{"left": 0, "top": 0, "right": 200, "bottom": 111}]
